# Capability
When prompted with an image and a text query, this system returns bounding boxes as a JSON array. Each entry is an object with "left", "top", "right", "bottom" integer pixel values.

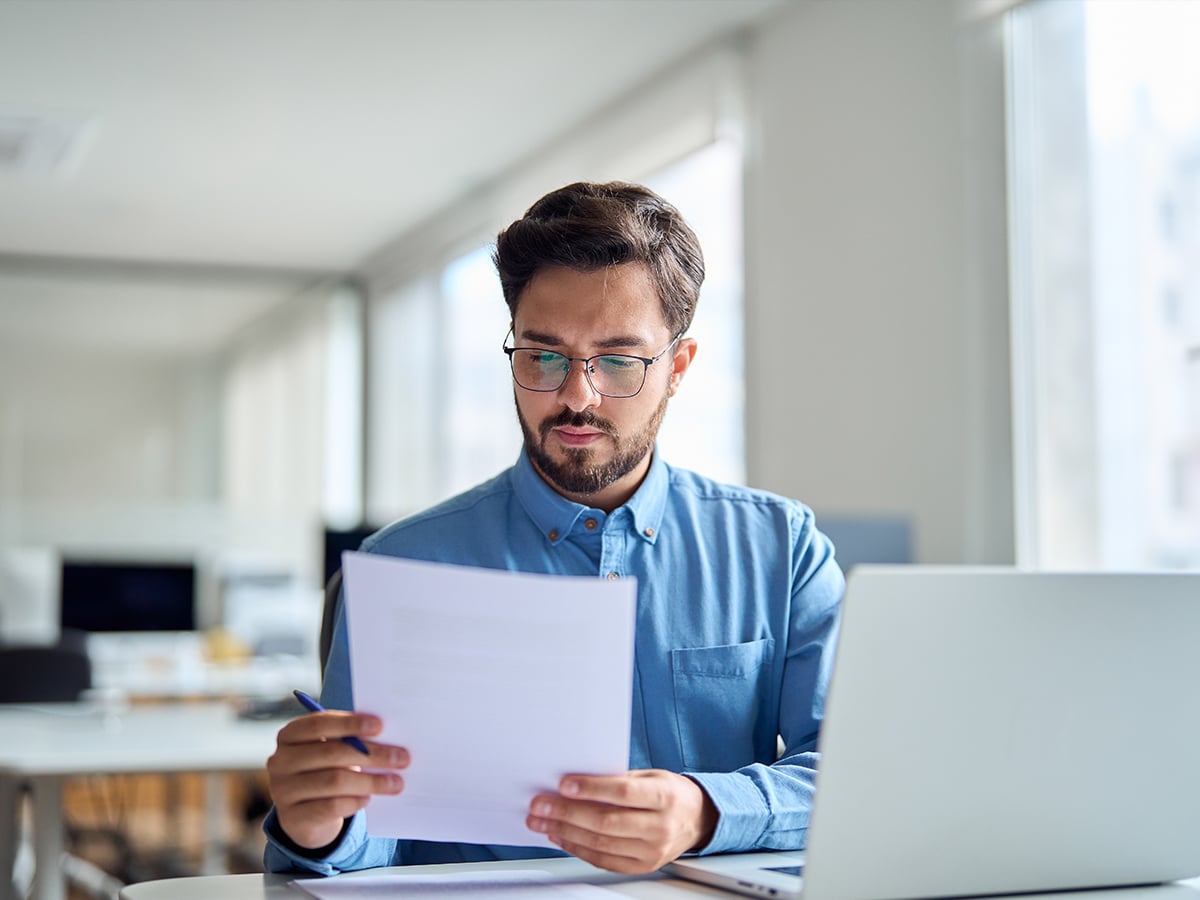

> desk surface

[
  {"left": 0, "top": 700, "right": 281, "bottom": 776},
  {"left": 119, "top": 857, "right": 1200, "bottom": 900},
  {"left": 121, "top": 856, "right": 742, "bottom": 899}
]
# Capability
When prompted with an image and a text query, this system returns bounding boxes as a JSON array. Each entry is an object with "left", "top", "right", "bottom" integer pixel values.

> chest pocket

[{"left": 671, "top": 638, "right": 775, "bottom": 772}]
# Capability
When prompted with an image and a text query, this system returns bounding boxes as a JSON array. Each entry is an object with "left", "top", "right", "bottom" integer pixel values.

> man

[{"left": 263, "top": 181, "right": 843, "bottom": 876}]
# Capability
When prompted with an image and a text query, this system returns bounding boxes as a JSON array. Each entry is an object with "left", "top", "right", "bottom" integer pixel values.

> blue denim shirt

[{"left": 264, "top": 448, "right": 843, "bottom": 874}]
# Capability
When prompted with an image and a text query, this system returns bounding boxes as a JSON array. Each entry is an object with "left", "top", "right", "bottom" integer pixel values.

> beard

[{"left": 517, "top": 390, "right": 669, "bottom": 498}]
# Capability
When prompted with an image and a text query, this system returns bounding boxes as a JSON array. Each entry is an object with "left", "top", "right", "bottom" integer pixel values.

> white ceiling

[
  {"left": 0, "top": 0, "right": 781, "bottom": 355},
  {"left": 0, "top": 262, "right": 313, "bottom": 359}
]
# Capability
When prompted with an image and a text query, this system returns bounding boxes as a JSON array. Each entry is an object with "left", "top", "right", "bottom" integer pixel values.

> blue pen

[{"left": 293, "top": 689, "right": 371, "bottom": 756}]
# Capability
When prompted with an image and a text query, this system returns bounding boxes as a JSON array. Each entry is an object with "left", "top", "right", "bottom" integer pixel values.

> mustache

[{"left": 538, "top": 409, "right": 617, "bottom": 441}]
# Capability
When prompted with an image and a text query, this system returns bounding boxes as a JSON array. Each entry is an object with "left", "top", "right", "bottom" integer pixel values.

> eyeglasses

[{"left": 502, "top": 331, "right": 681, "bottom": 399}]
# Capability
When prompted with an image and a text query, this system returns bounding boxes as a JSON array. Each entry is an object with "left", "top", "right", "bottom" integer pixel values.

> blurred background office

[
  {"left": 0, "top": 0, "right": 1198, "bottom": 891},
  {"left": 2, "top": 0, "right": 1200, "bottom": 705}
]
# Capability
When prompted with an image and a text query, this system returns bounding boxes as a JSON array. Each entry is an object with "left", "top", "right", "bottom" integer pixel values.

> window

[
  {"left": 441, "top": 246, "right": 520, "bottom": 497},
  {"left": 1009, "top": 0, "right": 1200, "bottom": 568},
  {"left": 366, "top": 276, "right": 440, "bottom": 521},
  {"left": 645, "top": 138, "right": 745, "bottom": 486}
]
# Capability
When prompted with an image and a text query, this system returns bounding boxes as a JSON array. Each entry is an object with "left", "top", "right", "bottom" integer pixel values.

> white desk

[
  {"left": 86, "top": 631, "right": 320, "bottom": 701},
  {"left": 120, "top": 855, "right": 745, "bottom": 899},
  {"left": 117, "top": 857, "right": 1200, "bottom": 900},
  {"left": 0, "top": 701, "right": 282, "bottom": 900}
]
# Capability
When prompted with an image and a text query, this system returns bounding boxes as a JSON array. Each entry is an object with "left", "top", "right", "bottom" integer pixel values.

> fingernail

[
  {"left": 388, "top": 774, "right": 404, "bottom": 791},
  {"left": 562, "top": 780, "right": 579, "bottom": 796},
  {"left": 391, "top": 748, "right": 409, "bottom": 767},
  {"left": 533, "top": 800, "right": 551, "bottom": 816},
  {"left": 529, "top": 817, "right": 548, "bottom": 833},
  {"left": 362, "top": 717, "right": 382, "bottom": 735}
]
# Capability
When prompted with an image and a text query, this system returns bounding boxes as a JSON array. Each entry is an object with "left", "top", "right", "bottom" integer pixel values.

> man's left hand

[{"left": 526, "top": 769, "right": 718, "bottom": 874}]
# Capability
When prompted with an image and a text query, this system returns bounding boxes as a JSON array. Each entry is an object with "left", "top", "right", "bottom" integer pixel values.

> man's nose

[{"left": 557, "top": 359, "right": 601, "bottom": 412}]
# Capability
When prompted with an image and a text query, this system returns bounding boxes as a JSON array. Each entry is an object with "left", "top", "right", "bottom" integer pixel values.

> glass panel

[
  {"left": 1009, "top": 0, "right": 1200, "bottom": 568},
  {"left": 366, "top": 277, "right": 441, "bottom": 521},
  {"left": 442, "top": 246, "right": 521, "bottom": 497},
  {"left": 646, "top": 137, "right": 746, "bottom": 485}
]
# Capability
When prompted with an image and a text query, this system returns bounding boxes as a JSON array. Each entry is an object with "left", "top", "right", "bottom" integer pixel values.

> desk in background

[
  {"left": 118, "top": 857, "right": 1200, "bottom": 900},
  {"left": 85, "top": 631, "right": 320, "bottom": 701},
  {"left": 0, "top": 701, "right": 282, "bottom": 900}
]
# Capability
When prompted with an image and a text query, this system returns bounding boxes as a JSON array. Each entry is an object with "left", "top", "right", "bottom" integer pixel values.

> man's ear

[{"left": 668, "top": 338, "right": 698, "bottom": 397}]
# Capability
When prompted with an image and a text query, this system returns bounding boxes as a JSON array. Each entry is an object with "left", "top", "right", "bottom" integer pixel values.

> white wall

[
  {"left": 0, "top": 345, "right": 221, "bottom": 512},
  {"left": 744, "top": 0, "right": 1014, "bottom": 564}
]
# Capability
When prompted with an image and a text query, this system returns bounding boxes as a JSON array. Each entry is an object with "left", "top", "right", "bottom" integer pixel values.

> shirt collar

[{"left": 513, "top": 446, "right": 668, "bottom": 546}]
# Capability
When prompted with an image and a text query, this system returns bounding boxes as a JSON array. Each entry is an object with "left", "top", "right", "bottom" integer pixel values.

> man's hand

[
  {"left": 526, "top": 769, "right": 718, "bottom": 874},
  {"left": 266, "top": 710, "right": 409, "bottom": 850}
]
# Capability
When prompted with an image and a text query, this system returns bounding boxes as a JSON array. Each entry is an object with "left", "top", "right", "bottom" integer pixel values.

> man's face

[{"left": 510, "top": 262, "right": 695, "bottom": 511}]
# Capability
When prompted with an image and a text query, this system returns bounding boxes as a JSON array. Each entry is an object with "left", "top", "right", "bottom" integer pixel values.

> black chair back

[
  {"left": 0, "top": 630, "right": 92, "bottom": 703},
  {"left": 319, "top": 569, "right": 343, "bottom": 679}
]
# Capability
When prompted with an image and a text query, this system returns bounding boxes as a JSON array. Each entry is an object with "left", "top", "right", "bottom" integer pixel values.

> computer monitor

[{"left": 59, "top": 558, "right": 197, "bottom": 632}]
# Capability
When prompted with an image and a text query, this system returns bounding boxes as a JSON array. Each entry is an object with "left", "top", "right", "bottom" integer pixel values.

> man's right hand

[{"left": 266, "top": 709, "right": 409, "bottom": 850}]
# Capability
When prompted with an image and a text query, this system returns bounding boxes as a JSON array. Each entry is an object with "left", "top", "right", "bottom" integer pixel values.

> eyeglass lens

[{"left": 509, "top": 350, "right": 646, "bottom": 397}]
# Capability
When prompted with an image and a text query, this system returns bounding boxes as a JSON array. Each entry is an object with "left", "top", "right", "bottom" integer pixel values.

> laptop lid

[{"left": 798, "top": 566, "right": 1200, "bottom": 900}]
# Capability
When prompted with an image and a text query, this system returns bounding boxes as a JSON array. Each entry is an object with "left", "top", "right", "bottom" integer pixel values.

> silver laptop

[{"left": 670, "top": 567, "right": 1200, "bottom": 900}]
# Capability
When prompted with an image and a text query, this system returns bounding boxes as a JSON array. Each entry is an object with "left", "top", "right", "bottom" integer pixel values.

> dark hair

[{"left": 493, "top": 181, "right": 705, "bottom": 336}]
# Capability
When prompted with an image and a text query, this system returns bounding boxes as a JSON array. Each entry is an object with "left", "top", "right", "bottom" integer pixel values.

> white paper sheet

[
  {"left": 341, "top": 552, "right": 636, "bottom": 848},
  {"left": 292, "top": 869, "right": 621, "bottom": 899}
]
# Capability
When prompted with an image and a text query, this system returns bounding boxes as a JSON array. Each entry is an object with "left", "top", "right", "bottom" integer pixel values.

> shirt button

[
  {"left": 548, "top": 529, "right": 558, "bottom": 541},
  {"left": 644, "top": 527, "right": 655, "bottom": 538},
  {"left": 607, "top": 572, "right": 619, "bottom": 581},
  {"left": 584, "top": 518, "right": 598, "bottom": 531}
]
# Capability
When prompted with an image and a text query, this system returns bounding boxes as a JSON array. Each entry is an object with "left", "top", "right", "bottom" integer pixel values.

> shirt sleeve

[
  {"left": 687, "top": 510, "right": 844, "bottom": 854},
  {"left": 262, "top": 808, "right": 399, "bottom": 875}
]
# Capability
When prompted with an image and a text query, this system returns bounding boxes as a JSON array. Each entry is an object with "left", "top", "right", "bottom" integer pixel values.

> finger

[
  {"left": 277, "top": 711, "right": 383, "bottom": 746},
  {"left": 528, "top": 796, "right": 656, "bottom": 840},
  {"left": 550, "top": 831, "right": 657, "bottom": 875},
  {"left": 557, "top": 772, "right": 667, "bottom": 811},
  {"left": 529, "top": 815, "right": 648, "bottom": 868},
  {"left": 271, "top": 767, "right": 404, "bottom": 807},
  {"left": 270, "top": 740, "right": 409, "bottom": 778}
]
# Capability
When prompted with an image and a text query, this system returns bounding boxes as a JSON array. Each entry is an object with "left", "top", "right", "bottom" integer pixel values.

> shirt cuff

[
  {"left": 262, "top": 809, "right": 361, "bottom": 875},
  {"left": 684, "top": 771, "right": 771, "bottom": 855}
]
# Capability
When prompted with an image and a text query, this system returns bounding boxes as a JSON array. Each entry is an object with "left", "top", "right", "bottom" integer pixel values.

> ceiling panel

[{"left": 0, "top": 0, "right": 780, "bottom": 270}]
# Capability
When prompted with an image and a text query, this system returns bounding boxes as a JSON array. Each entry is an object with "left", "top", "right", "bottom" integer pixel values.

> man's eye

[{"left": 598, "top": 356, "right": 637, "bottom": 370}]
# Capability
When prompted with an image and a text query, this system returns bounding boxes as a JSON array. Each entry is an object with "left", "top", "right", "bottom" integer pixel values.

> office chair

[
  {"left": 319, "top": 568, "right": 343, "bottom": 679},
  {"left": 0, "top": 629, "right": 91, "bottom": 703}
]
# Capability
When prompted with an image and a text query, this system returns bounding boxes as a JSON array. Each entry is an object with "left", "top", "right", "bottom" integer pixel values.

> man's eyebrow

[
  {"left": 518, "top": 330, "right": 651, "bottom": 351},
  {"left": 518, "top": 329, "right": 563, "bottom": 347}
]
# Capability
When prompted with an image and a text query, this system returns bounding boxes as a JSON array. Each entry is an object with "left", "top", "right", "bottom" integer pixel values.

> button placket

[{"left": 598, "top": 517, "right": 626, "bottom": 583}]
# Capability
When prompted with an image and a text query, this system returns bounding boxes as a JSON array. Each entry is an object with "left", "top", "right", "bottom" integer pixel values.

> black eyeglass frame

[{"left": 502, "top": 330, "right": 683, "bottom": 399}]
